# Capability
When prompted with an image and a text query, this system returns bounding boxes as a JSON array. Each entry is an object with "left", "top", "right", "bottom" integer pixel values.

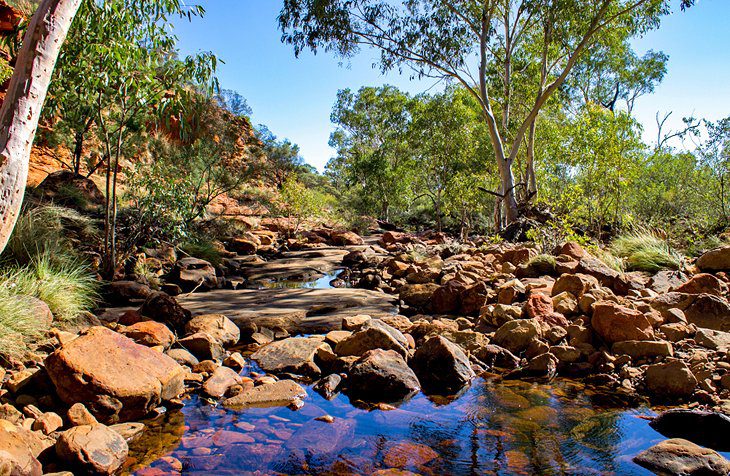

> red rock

[
  {"left": 383, "top": 441, "right": 439, "bottom": 469},
  {"left": 591, "top": 302, "right": 654, "bottom": 345},
  {"left": 673, "top": 273, "right": 726, "bottom": 296},
  {"left": 331, "top": 230, "right": 364, "bottom": 246},
  {"left": 459, "top": 282, "right": 491, "bottom": 316},
  {"left": 552, "top": 273, "right": 599, "bottom": 298},
  {"left": 121, "top": 321, "right": 175, "bottom": 349},
  {"left": 554, "top": 242, "right": 587, "bottom": 259},
  {"left": 45, "top": 327, "right": 185, "bottom": 423},
  {"left": 524, "top": 293, "right": 553, "bottom": 318}
]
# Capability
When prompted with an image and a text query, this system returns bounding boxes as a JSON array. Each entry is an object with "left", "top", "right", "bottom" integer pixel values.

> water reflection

[
  {"left": 258, "top": 269, "right": 345, "bottom": 290},
  {"left": 126, "top": 376, "right": 710, "bottom": 475}
]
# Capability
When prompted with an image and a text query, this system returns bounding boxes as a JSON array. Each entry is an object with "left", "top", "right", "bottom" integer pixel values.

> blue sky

[{"left": 174, "top": 0, "right": 730, "bottom": 171}]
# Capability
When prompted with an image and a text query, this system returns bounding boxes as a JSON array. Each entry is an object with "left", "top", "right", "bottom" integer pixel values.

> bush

[
  {"left": 6, "top": 253, "right": 99, "bottom": 322},
  {"left": 0, "top": 253, "right": 99, "bottom": 356},
  {"left": 0, "top": 290, "right": 43, "bottom": 358},
  {"left": 180, "top": 240, "right": 223, "bottom": 267},
  {"left": 2, "top": 204, "right": 96, "bottom": 266},
  {"left": 610, "top": 231, "right": 682, "bottom": 273}
]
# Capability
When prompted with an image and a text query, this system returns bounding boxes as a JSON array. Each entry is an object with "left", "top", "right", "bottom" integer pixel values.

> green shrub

[
  {"left": 526, "top": 254, "right": 557, "bottom": 274},
  {"left": 0, "top": 253, "right": 98, "bottom": 356},
  {"left": 0, "top": 291, "right": 43, "bottom": 358},
  {"left": 2, "top": 204, "right": 96, "bottom": 266},
  {"left": 180, "top": 240, "right": 223, "bottom": 267},
  {"left": 7, "top": 253, "right": 99, "bottom": 322},
  {"left": 610, "top": 231, "right": 682, "bottom": 273}
]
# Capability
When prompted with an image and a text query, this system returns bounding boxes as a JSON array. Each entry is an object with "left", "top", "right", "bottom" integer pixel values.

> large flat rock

[
  {"left": 236, "top": 248, "right": 351, "bottom": 283},
  {"left": 179, "top": 288, "right": 398, "bottom": 334}
]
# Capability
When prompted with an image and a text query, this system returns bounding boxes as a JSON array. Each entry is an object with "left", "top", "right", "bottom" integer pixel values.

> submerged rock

[
  {"left": 55, "top": 424, "right": 129, "bottom": 475},
  {"left": 633, "top": 438, "right": 730, "bottom": 476},
  {"left": 410, "top": 336, "right": 474, "bottom": 394},
  {"left": 348, "top": 349, "right": 420, "bottom": 402},
  {"left": 45, "top": 326, "right": 185, "bottom": 423},
  {"left": 222, "top": 380, "right": 306, "bottom": 408}
]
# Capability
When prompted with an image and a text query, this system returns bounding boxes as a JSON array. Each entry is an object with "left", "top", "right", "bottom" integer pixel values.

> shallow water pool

[{"left": 124, "top": 373, "right": 725, "bottom": 475}]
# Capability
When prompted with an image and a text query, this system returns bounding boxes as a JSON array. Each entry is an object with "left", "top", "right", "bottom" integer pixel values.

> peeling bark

[{"left": 0, "top": 0, "right": 82, "bottom": 255}]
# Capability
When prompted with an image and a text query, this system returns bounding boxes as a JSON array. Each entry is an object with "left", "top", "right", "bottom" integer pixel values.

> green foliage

[
  {"left": 610, "top": 230, "right": 682, "bottom": 272},
  {"left": 526, "top": 254, "right": 557, "bottom": 274},
  {"left": 2, "top": 204, "right": 96, "bottom": 267},
  {"left": 278, "top": 176, "right": 334, "bottom": 235},
  {"left": 180, "top": 240, "right": 223, "bottom": 267},
  {"left": 0, "top": 291, "right": 43, "bottom": 358},
  {"left": 0, "top": 253, "right": 98, "bottom": 356},
  {"left": 0, "top": 57, "right": 13, "bottom": 85},
  {"left": 7, "top": 253, "right": 99, "bottom": 322}
]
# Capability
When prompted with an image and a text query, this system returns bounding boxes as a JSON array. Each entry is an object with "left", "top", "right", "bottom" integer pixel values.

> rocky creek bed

[{"left": 2, "top": 229, "right": 730, "bottom": 475}]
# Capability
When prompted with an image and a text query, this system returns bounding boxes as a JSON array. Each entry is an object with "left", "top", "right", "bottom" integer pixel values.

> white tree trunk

[{"left": 0, "top": 0, "right": 81, "bottom": 255}]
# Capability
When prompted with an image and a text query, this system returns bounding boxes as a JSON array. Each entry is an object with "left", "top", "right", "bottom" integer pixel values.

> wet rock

[
  {"left": 0, "top": 419, "right": 43, "bottom": 476},
  {"left": 121, "top": 320, "right": 175, "bottom": 349},
  {"left": 591, "top": 302, "right": 654, "bottom": 344},
  {"left": 222, "top": 379, "right": 306, "bottom": 408},
  {"left": 645, "top": 359, "right": 697, "bottom": 399},
  {"left": 178, "top": 332, "right": 224, "bottom": 361},
  {"left": 633, "top": 438, "right": 730, "bottom": 476},
  {"left": 348, "top": 349, "right": 420, "bottom": 402},
  {"left": 185, "top": 313, "right": 240, "bottom": 347},
  {"left": 165, "top": 348, "right": 199, "bottom": 367},
  {"left": 611, "top": 340, "right": 673, "bottom": 359},
  {"left": 493, "top": 319, "right": 542, "bottom": 354},
  {"left": 56, "top": 424, "right": 128, "bottom": 475},
  {"left": 526, "top": 352, "right": 558, "bottom": 377},
  {"left": 313, "top": 374, "right": 342, "bottom": 400},
  {"left": 473, "top": 344, "right": 521, "bottom": 369},
  {"left": 335, "top": 319, "right": 409, "bottom": 358},
  {"left": 696, "top": 245, "right": 730, "bottom": 272},
  {"left": 383, "top": 441, "right": 439, "bottom": 469},
  {"left": 650, "top": 409, "right": 730, "bottom": 451},
  {"left": 45, "top": 327, "right": 185, "bottom": 423},
  {"left": 410, "top": 336, "right": 474, "bottom": 394},
  {"left": 251, "top": 336, "right": 332, "bottom": 376},
  {"left": 172, "top": 256, "right": 218, "bottom": 292},
  {"left": 109, "top": 422, "right": 146, "bottom": 442},
  {"left": 202, "top": 366, "right": 242, "bottom": 398},
  {"left": 139, "top": 292, "right": 192, "bottom": 334},
  {"left": 67, "top": 403, "right": 97, "bottom": 426}
]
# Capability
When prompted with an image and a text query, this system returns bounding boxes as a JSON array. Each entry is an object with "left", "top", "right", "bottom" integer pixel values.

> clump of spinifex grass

[
  {"left": 180, "top": 239, "right": 223, "bottom": 267},
  {"left": 610, "top": 230, "right": 682, "bottom": 273},
  {"left": 526, "top": 254, "right": 557, "bottom": 274}
]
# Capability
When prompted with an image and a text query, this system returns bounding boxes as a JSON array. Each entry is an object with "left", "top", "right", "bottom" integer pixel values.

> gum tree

[
  {"left": 0, "top": 0, "right": 81, "bottom": 256},
  {"left": 279, "top": 0, "right": 690, "bottom": 229}
]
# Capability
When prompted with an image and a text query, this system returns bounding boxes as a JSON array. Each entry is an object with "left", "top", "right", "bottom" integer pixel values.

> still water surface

[{"left": 126, "top": 269, "right": 727, "bottom": 475}]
